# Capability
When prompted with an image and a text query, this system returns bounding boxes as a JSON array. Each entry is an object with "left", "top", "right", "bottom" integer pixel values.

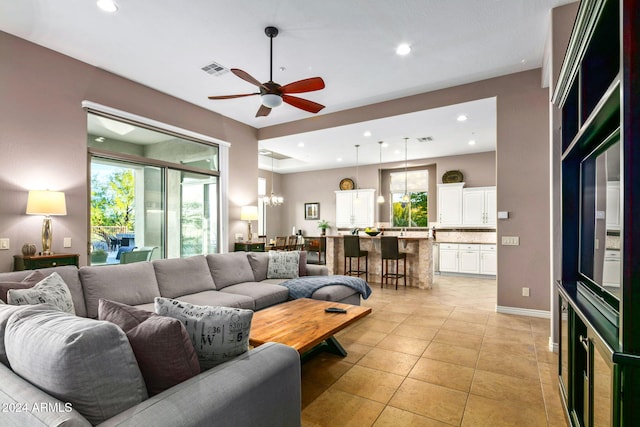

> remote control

[{"left": 325, "top": 307, "right": 347, "bottom": 313}]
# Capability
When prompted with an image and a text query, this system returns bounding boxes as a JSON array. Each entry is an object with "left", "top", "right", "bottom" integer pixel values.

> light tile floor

[{"left": 300, "top": 275, "right": 569, "bottom": 427}]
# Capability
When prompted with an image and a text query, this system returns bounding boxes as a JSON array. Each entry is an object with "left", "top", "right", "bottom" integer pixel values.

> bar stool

[
  {"left": 343, "top": 235, "right": 368, "bottom": 282},
  {"left": 381, "top": 236, "right": 406, "bottom": 289}
]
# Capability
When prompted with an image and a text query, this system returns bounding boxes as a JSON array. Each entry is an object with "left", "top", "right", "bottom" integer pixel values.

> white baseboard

[
  {"left": 495, "top": 305, "right": 551, "bottom": 319},
  {"left": 549, "top": 336, "right": 558, "bottom": 353}
]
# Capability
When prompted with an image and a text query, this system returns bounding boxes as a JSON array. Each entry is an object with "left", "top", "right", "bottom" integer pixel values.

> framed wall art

[{"left": 304, "top": 202, "right": 320, "bottom": 220}]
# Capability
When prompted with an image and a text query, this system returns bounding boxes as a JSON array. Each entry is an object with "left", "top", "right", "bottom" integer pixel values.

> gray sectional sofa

[{"left": 0, "top": 251, "right": 361, "bottom": 426}]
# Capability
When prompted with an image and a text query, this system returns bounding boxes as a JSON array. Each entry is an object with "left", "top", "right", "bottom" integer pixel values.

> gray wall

[
  {"left": 0, "top": 31, "right": 257, "bottom": 270},
  {"left": 260, "top": 69, "right": 551, "bottom": 312}
]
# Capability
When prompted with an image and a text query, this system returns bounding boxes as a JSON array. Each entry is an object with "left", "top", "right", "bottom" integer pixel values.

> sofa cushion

[
  {"left": 4, "top": 307, "right": 147, "bottom": 425},
  {"left": 247, "top": 252, "right": 269, "bottom": 281},
  {"left": 153, "top": 255, "right": 216, "bottom": 297},
  {"left": 7, "top": 272, "right": 75, "bottom": 314},
  {"left": 0, "top": 304, "right": 53, "bottom": 367},
  {"left": 206, "top": 252, "right": 255, "bottom": 289},
  {"left": 0, "top": 270, "right": 46, "bottom": 303},
  {"left": 167, "top": 290, "right": 255, "bottom": 310},
  {"left": 221, "top": 282, "right": 289, "bottom": 310},
  {"left": 98, "top": 299, "right": 201, "bottom": 396},
  {"left": 79, "top": 262, "right": 161, "bottom": 318},
  {"left": 247, "top": 251, "right": 308, "bottom": 281},
  {"left": 0, "top": 266, "right": 87, "bottom": 317},
  {"left": 155, "top": 297, "right": 253, "bottom": 370},
  {"left": 267, "top": 251, "right": 300, "bottom": 279}
]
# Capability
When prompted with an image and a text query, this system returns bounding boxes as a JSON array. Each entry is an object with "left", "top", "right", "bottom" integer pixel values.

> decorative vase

[
  {"left": 22, "top": 243, "right": 37, "bottom": 256},
  {"left": 321, "top": 229, "right": 326, "bottom": 236}
]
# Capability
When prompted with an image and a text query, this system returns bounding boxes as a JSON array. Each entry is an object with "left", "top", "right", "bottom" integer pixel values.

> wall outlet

[
  {"left": 0, "top": 238, "right": 9, "bottom": 250},
  {"left": 502, "top": 236, "right": 520, "bottom": 246},
  {"left": 63, "top": 237, "right": 72, "bottom": 248},
  {"left": 522, "top": 287, "right": 530, "bottom": 297}
]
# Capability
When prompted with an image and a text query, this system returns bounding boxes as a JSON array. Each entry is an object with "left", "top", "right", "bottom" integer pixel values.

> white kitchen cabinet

[
  {"left": 437, "top": 183, "right": 464, "bottom": 226},
  {"left": 335, "top": 189, "right": 375, "bottom": 228},
  {"left": 438, "top": 243, "right": 459, "bottom": 272},
  {"left": 480, "top": 245, "right": 497, "bottom": 275},
  {"left": 438, "top": 243, "right": 495, "bottom": 276},
  {"left": 458, "top": 244, "right": 481, "bottom": 274},
  {"left": 605, "top": 181, "right": 620, "bottom": 230},
  {"left": 462, "top": 187, "right": 496, "bottom": 227}
]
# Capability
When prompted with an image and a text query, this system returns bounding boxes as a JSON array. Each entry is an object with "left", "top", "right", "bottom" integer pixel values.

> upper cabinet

[
  {"left": 437, "top": 183, "right": 464, "bottom": 225},
  {"left": 437, "top": 183, "right": 496, "bottom": 228},
  {"left": 462, "top": 187, "right": 496, "bottom": 227},
  {"left": 335, "top": 189, "right": 375, "bottom": 228}
]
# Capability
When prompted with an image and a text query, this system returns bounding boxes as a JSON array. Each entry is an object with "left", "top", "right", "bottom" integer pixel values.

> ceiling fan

[{"left": 208, "top": 26, "right": 325, "bottom": 117}]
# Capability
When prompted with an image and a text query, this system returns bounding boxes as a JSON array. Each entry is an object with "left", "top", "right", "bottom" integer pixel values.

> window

[
  {"left": 389, "top": 170, "right": 428, "bottom": 227},
  {"left": 86, "top": 106, "right": 225, "bottom": 264}
]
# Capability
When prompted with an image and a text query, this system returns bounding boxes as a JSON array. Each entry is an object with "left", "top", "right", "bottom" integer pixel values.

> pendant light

[
  {"left": 377, "top": 141, "right": 385, "bottom": 204},
  {"left": 401, "top": 137, "right": 410, "bottom": 208},
  {"left": 265, "top": 153, "right": 283, "bottom": 207},
  {"left": 355, "top": 144, "right": 360, "bottom": 199}
]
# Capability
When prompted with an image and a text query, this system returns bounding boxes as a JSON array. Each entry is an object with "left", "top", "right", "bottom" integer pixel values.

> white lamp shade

[
  {"left": 26, "top": 190, "right": 67, "bottom": 216},
  {"left": 261, "top": 94, "right": 283, "bottom": 108},
  {"left": 240, "top": 205, "right": 259, "bottom": 221}
]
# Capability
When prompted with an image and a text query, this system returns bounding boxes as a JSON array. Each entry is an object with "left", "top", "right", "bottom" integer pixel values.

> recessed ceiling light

[
  {"left": 96, "top": 0, "right": 118, "bottom": 13},
  {"left": 298, "top": 142, "right": 304, "bottom": 147},
  {"left": 363, "top": 131, "right": 372, "bottom": 137},
  {"left": 95, "top": 137, "right": 105, "bottom": 142},
  {"left": 396, "top": 44, "right": 411, "bottom": 56},
  {"left": 457, "top": 115, "right": 468, "bottom": 122},
  {"left": 382, "top": 142, "right": 389, "bottom": 148},
  {"left": 337, "top": 157, "right": 343, "bottom": 162},
  {"left": 468, "top": 140, "right": 476, "bottom": 145}
]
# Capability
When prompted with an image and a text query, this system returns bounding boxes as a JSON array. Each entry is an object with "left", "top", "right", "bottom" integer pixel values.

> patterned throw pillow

[
  {"left": 267, "top": 250, "right": 300, "bottom": 279},
  {"left": 7, "top": 272, "right": 75, "bottom": 314},
  {"left": 98, "top": 299, "right": 201, "bottom": 396},
  {"left": 154, "top": 297, "right": 253, "bottom": 370},
  {"left": 0, "top": 270, "right": 46, "bottom": 303}
]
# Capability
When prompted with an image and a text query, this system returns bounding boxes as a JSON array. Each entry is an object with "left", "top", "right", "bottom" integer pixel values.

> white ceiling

[{"left": 0, "top": 0, "right": 574, "bottom": 172}]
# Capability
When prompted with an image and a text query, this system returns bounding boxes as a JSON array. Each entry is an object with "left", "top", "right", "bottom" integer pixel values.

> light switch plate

[
  {"left": 498, "top": 211, "right": 509, "bottom": 219},
  {"left": 501, "top": 236, "right": 520, "bottom": 246},
  {"left": 63, "top": 237, "right": 72, "bottom": 248},
  {"left": 0, "top": 238, "right": 9, "bottom": 250}
]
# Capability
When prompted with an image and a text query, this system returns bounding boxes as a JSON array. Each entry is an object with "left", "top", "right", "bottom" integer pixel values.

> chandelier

[{"left": 265, "top": 153, "right": 283, "bottom": 207}]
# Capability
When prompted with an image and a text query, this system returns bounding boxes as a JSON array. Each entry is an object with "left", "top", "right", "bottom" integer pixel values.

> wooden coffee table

[{"left": 249, "top": 298, "right": 371, "bottom": 358}]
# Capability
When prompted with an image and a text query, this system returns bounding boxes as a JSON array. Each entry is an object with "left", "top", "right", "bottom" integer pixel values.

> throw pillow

[
  {"left": 4, "top": 307, "right": 147, "bottom": 425},
  {"left": 267, "top": 250, "right": 300, "bottom": 279},
  {"left": 154, "top": 297, "right": 253, "bottom": 370},
  {"left": 0, "top": 270, "right": 46, "bottom": 303},
  {"left": 7, "top": 272, "right": 75, "bottom": 314},
  {"left": 98, "top": 299, "right": 201, "bottom": 396}
]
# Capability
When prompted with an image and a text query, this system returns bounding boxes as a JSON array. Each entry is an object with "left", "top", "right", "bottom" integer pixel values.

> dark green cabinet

[
  {"left": 554, "top": 0, "right": 639, "bottom": 425},
  {"left": 233, "top": 242, "right": 265, "bottom": 252},
  {"left": 13, "top": 253, "right": 80, "bottom": 271}
]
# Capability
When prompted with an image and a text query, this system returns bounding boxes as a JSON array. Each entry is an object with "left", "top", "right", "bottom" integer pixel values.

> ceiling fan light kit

[{"left": 208, "top": 26, "right": 325, "bottom": 117}]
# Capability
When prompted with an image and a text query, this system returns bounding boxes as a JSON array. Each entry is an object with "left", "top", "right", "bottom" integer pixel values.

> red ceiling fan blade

[
  {"left": 282, "top": 94, "right": 325, "bottom": 113},
  {"left": 231, "top": 68, "right": 265, "bottom": 88},
  {"left": 208, "top": 93, "right": 259, "bottom": 100},
  {"left": 256, "top": 104, "right": 272, "bottom": 117},
  {"left": 281, "top": 77, "right": 325, "bottom": 94}
]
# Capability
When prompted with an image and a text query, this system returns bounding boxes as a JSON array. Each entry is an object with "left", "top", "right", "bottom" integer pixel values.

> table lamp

[
  {"left": 26, "top": 190, "right": 67, "bottom": 255},
  {"left": 240, "top": 206, "right": 258, "bottom": 242}
]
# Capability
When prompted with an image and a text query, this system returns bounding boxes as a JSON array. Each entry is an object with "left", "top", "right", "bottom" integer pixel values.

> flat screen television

[{"left": 579, "top": 129, "right": 621, "bottom": 305}]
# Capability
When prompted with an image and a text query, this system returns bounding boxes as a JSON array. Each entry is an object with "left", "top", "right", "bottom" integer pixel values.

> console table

[
  {"left": 14, "top": 253, "right": 80, "bottom": 271},
  {"left": 233, "top": 242, "right": 265, "bottom": 252}
]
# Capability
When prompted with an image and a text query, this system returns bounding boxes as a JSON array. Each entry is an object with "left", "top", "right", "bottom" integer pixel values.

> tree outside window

[{"left": 390, "top": 170, "right": 428, "bottom": 227}]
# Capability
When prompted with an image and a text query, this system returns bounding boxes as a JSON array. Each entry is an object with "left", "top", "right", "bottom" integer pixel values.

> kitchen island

[{"left": 325, "top": 235, "right": 434, "bottom": 289}]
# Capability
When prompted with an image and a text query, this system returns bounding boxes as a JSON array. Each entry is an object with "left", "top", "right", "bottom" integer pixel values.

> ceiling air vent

[
  {"left": 201, "top": 61, "right": 229, "bottom": 76},
  {"left": 417, "top": 137, "right": 433, "bottom": 142}
]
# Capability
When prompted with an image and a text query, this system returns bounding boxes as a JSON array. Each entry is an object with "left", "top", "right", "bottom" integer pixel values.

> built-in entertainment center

[{"left": 553, "top": 0, "right": 639, "bottom": 425}]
